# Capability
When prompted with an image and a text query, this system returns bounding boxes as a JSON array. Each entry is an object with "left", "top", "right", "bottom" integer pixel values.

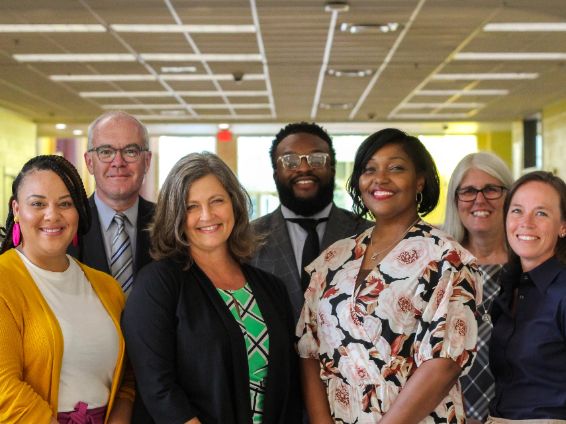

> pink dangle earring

[
  {"left": 72, "top": 233, "right": 79, "bottom": 247},
  {"left": 12, "top": 217, "right": 21, "bottom": 247}
]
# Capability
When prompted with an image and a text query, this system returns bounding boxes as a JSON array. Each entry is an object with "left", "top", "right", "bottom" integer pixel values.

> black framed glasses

[
  {"left": 277, "top": 153, "right": 329, "bottom": 170},
  {"left": 88, "top": 145, "right": 149, "bottom": 163},
  {"left": 456, "top": 185, "right": 507, "bottom": 202}
]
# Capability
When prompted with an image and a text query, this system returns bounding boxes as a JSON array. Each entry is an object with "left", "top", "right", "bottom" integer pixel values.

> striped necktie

[{"left": 110, "top": 213, "right": 134, "bottom": 294}]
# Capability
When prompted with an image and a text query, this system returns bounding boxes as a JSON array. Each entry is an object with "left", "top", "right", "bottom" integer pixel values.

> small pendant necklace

[{"left": 370, "top": 218, "right": 420, "bottom": 261}]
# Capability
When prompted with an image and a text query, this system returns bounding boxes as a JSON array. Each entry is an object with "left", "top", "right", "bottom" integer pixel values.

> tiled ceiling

[{"left": 0, "top": 0, "right": 565, "bottom": 125}]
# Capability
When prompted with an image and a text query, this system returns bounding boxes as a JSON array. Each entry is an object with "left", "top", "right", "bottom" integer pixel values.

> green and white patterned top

[{"left": 217, "top": 283, "right": 269, "bottom": 423}]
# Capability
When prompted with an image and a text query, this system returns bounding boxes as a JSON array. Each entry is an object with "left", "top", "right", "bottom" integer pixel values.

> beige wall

[{"left": 0, "top": 107, "right": 37, "bottom": 222}]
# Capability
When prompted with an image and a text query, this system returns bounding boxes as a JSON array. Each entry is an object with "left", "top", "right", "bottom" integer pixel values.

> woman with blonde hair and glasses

[
  {"left": 443, "top": 152, "right": 513, "bottom": 423},
  {"left": 123, "top": 152, "right": 301, "bottom": 424}
]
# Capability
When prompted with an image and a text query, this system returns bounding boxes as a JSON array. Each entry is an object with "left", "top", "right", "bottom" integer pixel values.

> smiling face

[
  {"left": 506, "top": 180, "right": 566, "bottom": 272},
  {"left": 273, "top": 132, "right": 335, "bottom": 215},
  {"left": 457, "top": 168, "right": 506, "bottom": 239},
  {"left": 358, "top": 143, "right": 424, "bottom": 223},
  {"left": 85, "top": 115, "right": 152, "bottom": 211},
  {"left": 12, "top": 169, "right": 79, "bottom": 271},
  {"left": 184, "top": 174, "right": 235, "bottom": 259}
]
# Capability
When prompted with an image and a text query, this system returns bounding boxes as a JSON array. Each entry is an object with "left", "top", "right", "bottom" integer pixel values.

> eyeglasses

[
  {"left": 87, "top": 145, "right": 148, "bottom": 163},
  {"left": 456, "top": 185, "right": 507, "bottom": 202},
  {"left": 277, "top": 153, "right": 330, "bottom": 170}
]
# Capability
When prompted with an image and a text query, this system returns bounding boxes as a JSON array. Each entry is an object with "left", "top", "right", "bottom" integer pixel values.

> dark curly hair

[
  {"left": 347, "top": 128, "right": 440, "bottom": 218},
  {"left": 0, "top": 155, "right": 91, "bottom": 254},
  {"left": 269, "top": 122, "right": 336, "bottom": 169}
]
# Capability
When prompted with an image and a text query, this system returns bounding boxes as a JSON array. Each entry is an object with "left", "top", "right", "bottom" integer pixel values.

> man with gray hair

[{"left": 69, "top": 111, "right": 154, "bottom": 294}]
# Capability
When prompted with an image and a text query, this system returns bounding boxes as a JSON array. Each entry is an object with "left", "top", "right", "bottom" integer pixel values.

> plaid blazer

[{"left": 250, "top": 204, "right": 373, "bottom": 322}]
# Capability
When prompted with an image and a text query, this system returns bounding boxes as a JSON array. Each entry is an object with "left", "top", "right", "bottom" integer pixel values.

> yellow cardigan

[{"left": 0, "top": 248, "right": 134, "bottom": 423}]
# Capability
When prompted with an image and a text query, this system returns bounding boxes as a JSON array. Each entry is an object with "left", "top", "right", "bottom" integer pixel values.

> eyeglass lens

[
  {"left": 94, "top": 146, "right": 144, "bottom": 163},
  {"left": 457, "top": 185, "right": 506, "bottom": 201},
  {"left": 280, "top": 153, "right": 327, "bottom": 169}
]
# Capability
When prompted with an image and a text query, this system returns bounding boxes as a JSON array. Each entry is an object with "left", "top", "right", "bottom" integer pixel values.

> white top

[
  {"left": 17, "top": 251, "right": 119, "bottom": 411},
  {"left": 281, "top": 203, "right": 333, "bottom": 274}
]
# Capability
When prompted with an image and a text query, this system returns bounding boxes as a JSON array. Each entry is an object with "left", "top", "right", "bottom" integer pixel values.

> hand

[
  {"left": 185, "top": 418, "right": 202, "bottom": 424},
  {"left": 49, "top": 418, "right": 59, "bottom": 424}
]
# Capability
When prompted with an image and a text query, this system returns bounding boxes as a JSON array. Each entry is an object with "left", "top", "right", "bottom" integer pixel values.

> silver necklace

[{"left": 370, "top": 218, "right": 420, "bottom": 261}]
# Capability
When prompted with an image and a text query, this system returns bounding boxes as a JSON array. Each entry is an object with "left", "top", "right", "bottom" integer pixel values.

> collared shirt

[
  {"left": 280, "top": 203, "right": 332, "bottom": 274},
  {"left": 94, "top": 192, "right": 139, "bottom": 269},
  {"left": 489, "top": 256, "right": 566, "bottom": 420}
]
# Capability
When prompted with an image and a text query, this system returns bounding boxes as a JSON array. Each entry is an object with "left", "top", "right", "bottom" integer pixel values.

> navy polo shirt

[{"left": 489, "top": 256, "right": 566, "bottom": 420}]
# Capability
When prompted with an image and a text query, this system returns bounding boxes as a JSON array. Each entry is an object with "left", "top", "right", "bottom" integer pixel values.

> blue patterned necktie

[{"left": 110, "top": 213, "right": 134, "bottom": 294}]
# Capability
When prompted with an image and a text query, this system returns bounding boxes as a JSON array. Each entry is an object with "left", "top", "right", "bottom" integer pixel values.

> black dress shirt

[{"left": 489, "top": 256, "right": 566, "bottom": 420}]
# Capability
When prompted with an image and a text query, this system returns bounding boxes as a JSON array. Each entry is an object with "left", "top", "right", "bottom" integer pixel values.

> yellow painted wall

[
  {"left": 476, "top": 131, "right": 512, "bottom": 169},
  {"left": 0, "top": 107, "right": 37, "bottom": 223},
  {"left": 542, "top": 98, "right": 566, "bottom": 179}
]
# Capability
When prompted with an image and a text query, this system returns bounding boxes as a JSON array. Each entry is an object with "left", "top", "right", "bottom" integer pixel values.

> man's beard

[{"left": 275, "top": 175, "right": 335, "bottom": 216}]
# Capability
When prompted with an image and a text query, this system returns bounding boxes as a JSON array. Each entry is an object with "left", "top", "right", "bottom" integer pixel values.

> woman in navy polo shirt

[{"left": 489, "top": 171, "right": 566, "bottom": 423}]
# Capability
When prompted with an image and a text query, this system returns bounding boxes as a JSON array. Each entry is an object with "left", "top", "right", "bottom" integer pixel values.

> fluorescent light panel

[
  {"left": 138, "top": 114, "right": 272, "bottom": 120},
  {"left": 110, "top": 24, "right": 256, "bottom": 33},
  {"left": 484, "top": 22, "right": 566, "bottom": 32},
  {"left": 416, "top": 89, "right": 509, "bottom": 96},
  {"left": 14, "top": 53, "right": 262, "bottom": 63},
  {"left": 50, "top": 73, "right": 265, "bottom": 82},
  {"left": 392, "top": 113, "right": 470, "bottom": 119},
  {"left": 433, "top": 73, "right": 538, "bottom": 80},
  {"left": 102, "top": 103, "right": 270, "bottom": 110},
  {"left": 400, "top": 102, "right": 485, "bottom": 109},
  {"left": 81, "top": 90, "right": 269, "bottom": 98},
  {"left": 455, "top": 52, "right": 566, "bottom": 60},
  {"left": 0, "top": 24, "right": 106, "bottom": 32}
]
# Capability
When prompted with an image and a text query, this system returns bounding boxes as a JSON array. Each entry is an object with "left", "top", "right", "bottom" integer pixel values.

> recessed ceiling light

[
  {"left": 319, "top": 102, "right": 353, "bottom": 110},
  {"left": 110, "top": 24, "right": 256, "bottom": 33},
  {"left": 55, "top": 123, "right": 66, "bottom": 130},
  {"left": 400, "top": 102, "right": 485, "bottom": 109},
  {"left": 340, "top": 22, "right": 399, "bottom": 34},
  {"left": 0, "top": 24, "right": 106, "bottom": 32},
  {"left": 73, "top": 129, "right": 84, "bottom": 136},
  {"left": 484, "top": 23, "right": 566, "bottom": 32},
  {"left": 416, "top": 89, "right": 509, "bottom": 96},
  {"left": 161, "top": 66, "right": 197, "bottom": 73},
  {"left": 324, "top": 1, "right": 350, "bottom": 13},
  {"left": 455, "top": 52, "right": 566, "bottom": 61},
  {"left": 218, "top": 123, "right": 231, "bottom": 130},
  {"left": 432, "top": 73, "right": 539, "bottom": 80},
  {"left": 327, "top": 69, "right": 374, "bottom": 77}
]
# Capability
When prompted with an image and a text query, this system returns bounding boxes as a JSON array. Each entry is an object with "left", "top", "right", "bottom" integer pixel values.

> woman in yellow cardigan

[{"left": 0, "top": 155, "right": 133, "bottom": 424}]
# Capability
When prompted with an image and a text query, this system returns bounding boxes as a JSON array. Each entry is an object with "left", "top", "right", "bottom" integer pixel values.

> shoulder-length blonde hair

[{"left": 149, "top": 152, "right": 259, "bottom": 266}]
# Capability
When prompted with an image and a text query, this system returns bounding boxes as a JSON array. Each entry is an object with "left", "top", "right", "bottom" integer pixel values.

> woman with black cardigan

[{"left": 122, "top": 152, "right": 301, "bottom": 424}]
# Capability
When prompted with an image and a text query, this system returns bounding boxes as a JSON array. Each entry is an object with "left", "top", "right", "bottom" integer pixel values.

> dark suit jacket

[
  {"left": 122, "top": 259, "right": 302, "bottom": 424},
  {"left": 250, "top": 204, "right": 373, "bottom": 321},
  {"left": 68, "top": 195, "right": 155, "bottom": 275}
]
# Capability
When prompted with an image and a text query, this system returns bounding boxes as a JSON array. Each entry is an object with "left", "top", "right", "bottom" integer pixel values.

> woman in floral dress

[{"left": 297, "top": 128, "right": 481, "bottom": 424}]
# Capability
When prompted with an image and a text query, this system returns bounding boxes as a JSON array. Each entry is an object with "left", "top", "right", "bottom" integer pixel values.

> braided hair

[{"left": 0, "top": 155, "right": 91, "bottom": 254}]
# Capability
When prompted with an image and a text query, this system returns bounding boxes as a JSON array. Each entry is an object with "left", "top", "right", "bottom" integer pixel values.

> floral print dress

[{"left": 296, "top": 221, "right": 481, "bottom": 424}]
